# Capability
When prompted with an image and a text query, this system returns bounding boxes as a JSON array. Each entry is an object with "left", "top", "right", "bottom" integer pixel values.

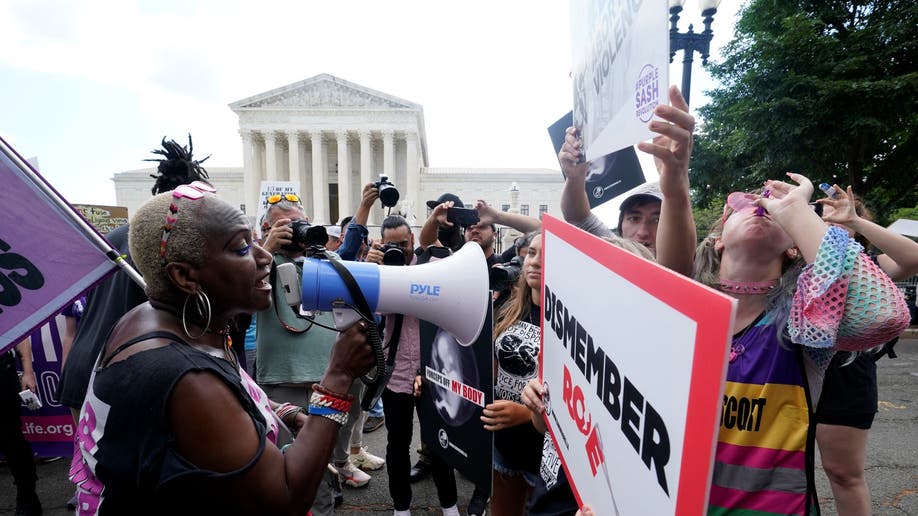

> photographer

[
  {"left": 365, "top": 215, "right": 461, "bottom": 516},
  {"left": 255, "top": 195, "right": 374, "bottom": 513}
]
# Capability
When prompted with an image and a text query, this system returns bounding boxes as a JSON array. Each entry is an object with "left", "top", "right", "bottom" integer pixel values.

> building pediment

[{"left": 229, "top": 74, "right": 420, "bottom": 111}]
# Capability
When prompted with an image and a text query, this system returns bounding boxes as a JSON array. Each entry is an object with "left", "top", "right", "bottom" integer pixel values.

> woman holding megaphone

[{"left": 69, "top": 185, "right": 374, "bottom": 514}]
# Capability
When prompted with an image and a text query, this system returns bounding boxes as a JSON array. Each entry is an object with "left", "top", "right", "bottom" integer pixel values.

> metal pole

[
  {"left": 0, "top": 137, "right": 146, "bottom": 289},
  {"left": 682, "top": 49, "right": 694, "bottom": 107}
]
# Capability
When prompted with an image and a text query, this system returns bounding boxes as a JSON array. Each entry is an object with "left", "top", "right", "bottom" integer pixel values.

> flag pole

[{"left": 0, "top": 137, "right": 146, "bottom": 290}]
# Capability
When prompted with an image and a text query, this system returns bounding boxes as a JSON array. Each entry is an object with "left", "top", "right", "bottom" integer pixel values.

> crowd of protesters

[{"left": 3, "top": 84, "right": 915, "bottom": 516}]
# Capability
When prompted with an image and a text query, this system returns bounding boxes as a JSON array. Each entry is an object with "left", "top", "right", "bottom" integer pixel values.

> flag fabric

[{"left": 0, "top": 137, "right": 119, "bottom": 351}]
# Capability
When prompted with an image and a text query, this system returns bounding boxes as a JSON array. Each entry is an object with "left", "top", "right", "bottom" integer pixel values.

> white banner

[{"left": 571, "top": 0, "right": 669, "bottom": 161}]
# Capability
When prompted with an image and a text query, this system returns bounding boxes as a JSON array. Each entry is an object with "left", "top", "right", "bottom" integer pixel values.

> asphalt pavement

[{"left": 2, "top": 337, "right": 916, "bottom": 515}]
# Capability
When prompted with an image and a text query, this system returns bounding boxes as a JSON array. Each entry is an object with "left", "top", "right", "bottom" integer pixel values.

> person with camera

[
  {"left": 365, "top": 215, "right": 461, "bottom": 516},
  {"left": 255, "top": 195, "right": 377, "bottom": 512}
]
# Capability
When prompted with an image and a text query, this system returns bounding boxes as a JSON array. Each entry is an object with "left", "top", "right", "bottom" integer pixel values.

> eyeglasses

[
  {"left": 160, "top": 181, "right": 217, "bottom": 265},
  {"left": 267, "top": 193, "right": 301, "bottom": 205}
]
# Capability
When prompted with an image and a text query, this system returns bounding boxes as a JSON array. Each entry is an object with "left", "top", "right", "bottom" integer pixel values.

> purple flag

[{"left": 0, "top": 137, "right": 119, "bottom": 351}]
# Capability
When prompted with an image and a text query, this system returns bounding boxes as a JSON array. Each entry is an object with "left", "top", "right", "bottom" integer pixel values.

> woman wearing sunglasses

[
  {"left": 694, "top": 173, "right": 909, "bottom": 515},
  {"left": 70, "top": 183, "right": 374, "bottom": 514}
]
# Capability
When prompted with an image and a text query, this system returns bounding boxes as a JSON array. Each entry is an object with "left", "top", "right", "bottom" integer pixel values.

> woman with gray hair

[{"left": 69, "top": 182, "right": 374, "bottom": 515}]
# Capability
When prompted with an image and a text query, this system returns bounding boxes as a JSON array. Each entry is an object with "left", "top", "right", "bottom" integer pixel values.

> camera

[
  {"left": 446, "top": 207, "right": 480, "bottom": 227},
  {"left": 375, "top": 174, "right": 400, "bottom": 208},
  {"left": 489, "top": 255, "right": 523, "bottom": 291},
  {"left": 282, "top": 220, "right": 328, "bottom": 252},
  {"left": 380, "top": 242, "right": 407, "bottom": 266}
]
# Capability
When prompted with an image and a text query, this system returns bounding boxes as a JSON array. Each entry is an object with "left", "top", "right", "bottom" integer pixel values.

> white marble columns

[
  {"left": 310, "top": 131, "right": 327, "bottom": 224},
  {"left": 336, "top": 131, "right": 351, "bottom": 221},
  {"left": 240, "top": 129, "right": 419, "bottom": 225}
]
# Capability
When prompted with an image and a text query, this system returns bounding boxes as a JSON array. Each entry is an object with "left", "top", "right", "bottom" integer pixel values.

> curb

[{"left": 902, "top": 327, "right": 918, "bottom": 340}]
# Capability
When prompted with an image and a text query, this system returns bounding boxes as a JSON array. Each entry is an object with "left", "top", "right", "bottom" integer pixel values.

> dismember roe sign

[
  {"left": 539, "top": 215, "right": 735, "bottom": 515},
  {"left": 571, "top": 0, "right": 669, "bottom": 161}
]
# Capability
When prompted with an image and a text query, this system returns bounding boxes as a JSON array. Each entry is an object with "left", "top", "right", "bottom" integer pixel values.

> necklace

[
  {"left": 729, "top": 313, "right": 765, "bottom": 363},
  {"left": 718, "top": 278, "right": 779, "bottom": 295}
]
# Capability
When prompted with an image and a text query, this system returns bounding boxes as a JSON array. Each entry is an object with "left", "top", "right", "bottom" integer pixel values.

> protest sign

[
  {"left": 418, "top": 306, "right": 494, "bottom": 489},
  {"left": 540, "top": 215, "right": 735, "bottom": 515},
  {"left": 255, "top": 181, "right": 301, "bottom": 238},
  {"left": 72, "top": 205, "right": 130, "bottom": 235},
  {"left": 0, "top": 137, "right": 119, "bottom": 351},
  {"left": 571, "top": 0, "right": 669, "bottom": 161},
  {"left": 18, "top": 311, "right": 76, "bottom": 458},
  {"left": 548, "top": 111, "right": 646, "bottom": 209}
]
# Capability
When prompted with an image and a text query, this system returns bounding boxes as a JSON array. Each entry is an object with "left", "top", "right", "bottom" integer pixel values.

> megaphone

[{"left": 299, "top": 242, "right": 489, "bottom": 345}]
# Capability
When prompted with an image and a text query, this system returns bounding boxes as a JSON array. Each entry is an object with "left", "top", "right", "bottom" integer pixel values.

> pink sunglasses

[
  {"left": 721, "top": 190, "right": 770, "bottom": 224},
  {"left": 160, "top": 181, "right": 217, "bottom": 265}
]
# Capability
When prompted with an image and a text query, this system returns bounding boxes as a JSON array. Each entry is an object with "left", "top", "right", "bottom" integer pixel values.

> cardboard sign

[
  {"left": 255, "top": 181, "right": 301, "bottom": 238},
  {"left": 418, "top": 307, "right": 494, "bottom": 489},
  {"left": 539, "top": 215, "right": 735, "bottom": 515},
  {"left": 571, "top": 0, "right": 669, "bottom": 160},
  {"left": 72, "top": 204, "right": 129, "bottom": 235}
]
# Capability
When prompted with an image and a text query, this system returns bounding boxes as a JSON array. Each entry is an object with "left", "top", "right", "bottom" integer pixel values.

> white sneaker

[
  {"left": 336, "top": 461, "right": 372, "bottom": 487},
  {"left": 349, "top": 446, "right": 386, "bottom": 471}
]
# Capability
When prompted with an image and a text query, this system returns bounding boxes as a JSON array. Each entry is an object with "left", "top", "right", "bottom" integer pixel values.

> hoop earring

[{"left": 182, "top": 289, "right": 212, "bottom": 340}]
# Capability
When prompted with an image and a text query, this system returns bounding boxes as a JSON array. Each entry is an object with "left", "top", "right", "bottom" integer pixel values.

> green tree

[{"left": 691, "top": 0, "right": 918, "bottom": 221}]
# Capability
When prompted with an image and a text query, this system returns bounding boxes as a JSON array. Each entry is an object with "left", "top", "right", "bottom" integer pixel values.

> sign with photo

[
  {"left": 548, "top": 111, "right": 647, "bottom": 209},
  {"left": 418, "top": 306, "right": 494, "bottom": 489},
  {"left": 570, "top": 0, "right": 669, "bottom": 161},
  {"left": 539, "top": 215, "right": 735, "bottom": 515}
]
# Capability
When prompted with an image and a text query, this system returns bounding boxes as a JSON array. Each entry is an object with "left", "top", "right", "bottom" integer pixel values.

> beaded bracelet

[
  {"left": 307, "top": 384, "right": 352, "bottom": 426},
  {"left": 273, "top": 403, "right": 302, "bottom": 427}
]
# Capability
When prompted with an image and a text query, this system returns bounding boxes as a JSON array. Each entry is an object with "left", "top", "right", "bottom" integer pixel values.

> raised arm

[
  {"left": 169, "top": 322, "right": 373, "bottom": 514},
  {"left": 558, "top": 128, "right": 593, "bottom": 225},
  {"left": 818, "top": 185, "right": 918, "bottom": 281},
  {"left": 338, "top": 183, "right": 378, "bottom": 261},
  {"left": 475, "top": 200, "right": 541, "bottom": 234},
  {"left": 419, "top": 201, "right": 453, "bottom": 249},
  {"left": 760, "top": 174, "right": 910, "bottom": 350},
  {"left": 637, "top": 85, "right": 697, "bottom": 276}
]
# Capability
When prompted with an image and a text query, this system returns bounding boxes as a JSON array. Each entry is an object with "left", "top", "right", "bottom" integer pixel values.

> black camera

[
  {"left": 375, "top": 174, "right": 400, "bottom": 208},
  {"left": 380, "top": 242, "right": 407, "bottom": 266},
  {"left": 282, "top": 220, "right": 328, "bottom": 252},
  {"left": 489, "top": 255, "right": 523, "bottom": 291}
]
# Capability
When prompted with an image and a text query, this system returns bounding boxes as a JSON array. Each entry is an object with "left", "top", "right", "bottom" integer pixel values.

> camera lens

[{"left": 378, "top": 183, "right": 400, "bottom": 207}]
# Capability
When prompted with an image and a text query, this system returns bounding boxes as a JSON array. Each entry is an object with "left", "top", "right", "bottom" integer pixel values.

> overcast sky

[{"left": 0, "top": 0, "right": 739, "bottom": 224}]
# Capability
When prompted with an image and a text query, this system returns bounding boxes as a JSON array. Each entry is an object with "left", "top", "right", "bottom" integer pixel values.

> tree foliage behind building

[{"left": 690, "top": 0, "right": 917, "bottom": 223}]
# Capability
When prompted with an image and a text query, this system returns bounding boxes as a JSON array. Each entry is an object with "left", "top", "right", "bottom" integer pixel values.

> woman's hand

[
  {"left": 325, "top": 322, "right": 373, "bottom": 390},
  {"left": 413, "top": 375, "right": 423, "bottom": 397},
  {"left": 520, "top": 379, "right": 546, "bottom": 415},
  {"left": 481, "top": 400, "right": 531, "bottom": 431},
  {"left": 816, "top": 184, "right": 859, "bottom": 226},
  {"left": 757, "top": 172, "right": 816, "bottom": 220}
]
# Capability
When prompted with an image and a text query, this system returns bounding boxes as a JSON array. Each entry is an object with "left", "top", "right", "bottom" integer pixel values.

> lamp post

[{"left": 669, "top": 0, "right": 721, "bottom": 106}]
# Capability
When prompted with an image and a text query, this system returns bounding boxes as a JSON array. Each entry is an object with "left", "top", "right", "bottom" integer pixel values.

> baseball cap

[
  {"left": 617, "top": 182, "right": 663, "bottom": 231},
  {"left": 426, "top": 193, "right": 465, "bottom": 209},
  {"left": 325, "top": 225, "right": 342, "bottom": 239},
  {"left": 620, "top": 182, "right": 663, "bottom": 213}
]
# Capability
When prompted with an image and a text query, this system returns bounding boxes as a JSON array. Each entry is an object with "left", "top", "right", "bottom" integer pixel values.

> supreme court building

[{"left": 113, "top": 74, "right": 564, "bottom": 228}]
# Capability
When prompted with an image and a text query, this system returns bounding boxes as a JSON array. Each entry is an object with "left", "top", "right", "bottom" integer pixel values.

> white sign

[
  {"left": 255, "top": 181, "right": 301, "bottom": 238},
  {"left": 540, "top": 215, "right": 735, "bottom": 515},
  {"left": 571, "top": 0, "right": 670, "bottom": 161}
]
